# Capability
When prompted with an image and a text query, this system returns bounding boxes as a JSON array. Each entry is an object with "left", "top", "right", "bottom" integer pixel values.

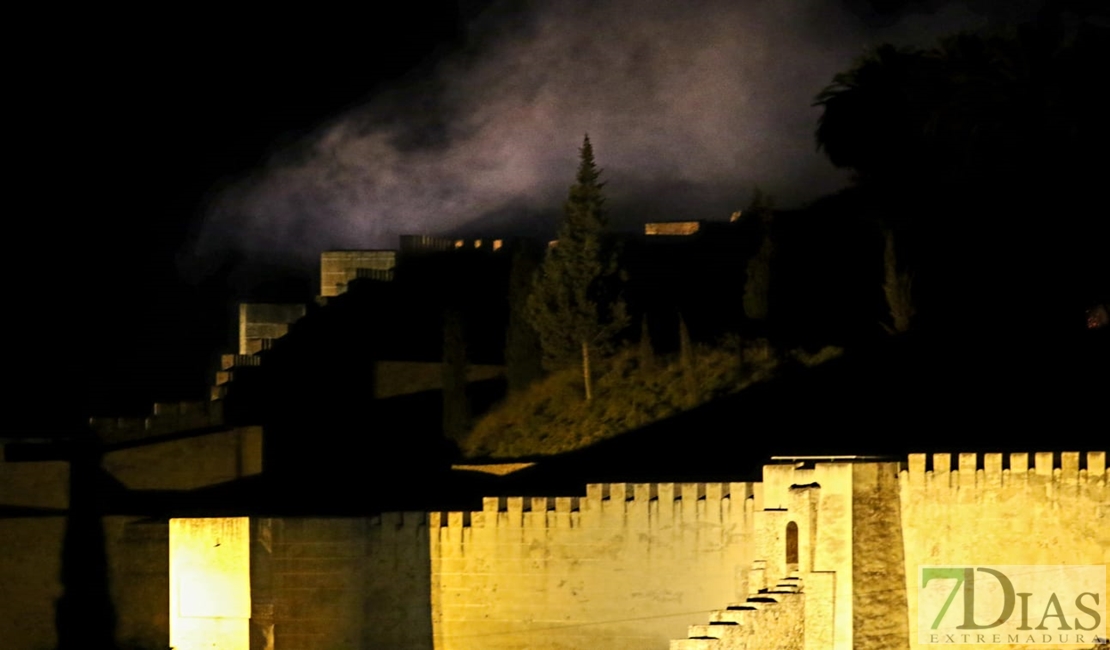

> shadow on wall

[{"left": 55, "top": 440, "right": 116, "bottom": 650}]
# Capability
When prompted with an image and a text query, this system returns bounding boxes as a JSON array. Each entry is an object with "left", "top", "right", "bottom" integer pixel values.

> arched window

[{"left": 786, "top": 521, "right": 799, "bottom": 567}]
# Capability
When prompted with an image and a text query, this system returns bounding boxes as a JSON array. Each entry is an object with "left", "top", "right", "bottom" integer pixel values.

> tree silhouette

[
  {"left": 812, "top": 15, "right": 1109, "bottom": 335},
  {"left": 881, "top": 228, "right": 915, "bottom": 335},
  {"left": 526, "top": 134, "right": 628, "bottom": 401},
  {"left": 742, "top": 189, "right": 775, "bottom": 323}
]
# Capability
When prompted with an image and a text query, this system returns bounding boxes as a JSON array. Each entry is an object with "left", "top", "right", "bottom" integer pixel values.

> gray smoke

[{"left": 185, "top": 0, "right": 1024, "bottom": 270}]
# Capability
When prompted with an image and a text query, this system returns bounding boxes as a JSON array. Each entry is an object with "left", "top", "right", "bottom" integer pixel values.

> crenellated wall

[
  {"left": 900, "top": 450, "right": 1110, "bottom": 650},
  {"left": 430, "top": 481, "right": 757, "bottom": 650},
  {"left": 5, "top": 451, "right": 1104, "bottom": 650},
  {"left": 664, "top": 452, "right": 1107, "bottom": 650}
]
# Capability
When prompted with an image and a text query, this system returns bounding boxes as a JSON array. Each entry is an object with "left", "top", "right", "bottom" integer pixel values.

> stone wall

[
  {"left": 320, "top": 251, "right": 397, "bottom": 297},
  {"left": 266, "top": 514, "right": 432, "bottom": 650},
  {"left": 430, "top": 482, "right": 756, "bottom": 650},
  {"left": 0, "top": 515, "right": 170, "bottom": 650},
  {"left": 852, "top": 462, "right": 909, "bottom": 650},
  {"left": 102, "top": 425, "right": 262, "bottom": 490},
  {"left": 239, "top": 303, "right": 306, "bottom": 354},
  {"left": 758, "top": 461, "right": 855, "bottom": 650},
  {"left": 0, "top": 515, "right": 66, "bottom": 650},
  {"left": 900, "top": 451, "right": 1109, "bottom": 650},
  {"left": 671, "top": 587, "right": 805, "bottom": 650},
  {"left": 107, "top": 517, "right": 170, "bottom": 650}
]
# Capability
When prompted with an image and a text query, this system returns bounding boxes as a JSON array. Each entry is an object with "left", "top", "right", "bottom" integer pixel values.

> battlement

[
  {"left": 354, "top": 266, "right": 394, "bottom": 282},
  {"left": 220, "top": 354, "right": 262, "bottom": 371},
  {"left": 320, "top": 250, "right": 397, "bottom": 297},
  {"left": 399, "top": 234, "right": 456, "bottom": 254},
  {"left": 901, "top": 451, "right": 1107, "bottom": 491},
  {"left": 646, "top": 221, "right": 702, "bottom": 236},
  {"left": 430, "top": 481, "right": 758, "bottom": 530},
  {"left": 89, "top": 400, "right": 225, "bottom": 444}
]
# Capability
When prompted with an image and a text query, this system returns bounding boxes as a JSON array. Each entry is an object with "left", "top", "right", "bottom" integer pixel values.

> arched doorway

[{"left": 785, "top": 521, "right": 799, "bottom": 571}]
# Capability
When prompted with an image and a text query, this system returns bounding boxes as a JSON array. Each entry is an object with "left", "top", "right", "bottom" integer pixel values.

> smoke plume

[{"left": 185, "top": 0, "right": 1023, "bottom": 271}]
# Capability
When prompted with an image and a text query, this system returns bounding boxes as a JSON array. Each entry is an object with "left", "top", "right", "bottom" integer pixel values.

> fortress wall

[
  {"left": 0, "top": 515, "right": 66, "bottom": 650},
  {"left": 852, "top": 462, "right": 910, "bottom": 650},
  {"left": 239, "top": 303, "right": 306, "bottom": 354},
  {"left": 750, "top": 462, "right": 855, "bottom": 650},
  {"left": 271, "top": 514, "right": 432, "bottom": 650},
  {"left": 105, "top": 516, "right": 171, "bottom": 650},
  {"left": 0, "top": 515, "right": 170, "bottom": 650},
  {"left": 90, "top": 399, "right": 225, "bottom": 445},
  {"left": 102, "top": 425, "right": 262, "bottom": 490},
  {"left": 900, "top": 451, "right": 1110, "bottom": 650},
  {"left": 430, "top": 482, "right": 757, "bottom": 650},
  {"left": 320, "top": 251, "right": 397, "bottom": 297},
  {"left": 0, "top": 455, "right": 68, "bottom": 510},
  {"left": 675, "top": 591, "right": 805, "bottom": 650}
]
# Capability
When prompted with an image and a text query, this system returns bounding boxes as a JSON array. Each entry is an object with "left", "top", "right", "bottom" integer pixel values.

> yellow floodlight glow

[{"left": 169, "top": 517, "right": 250, "bottom": 650}]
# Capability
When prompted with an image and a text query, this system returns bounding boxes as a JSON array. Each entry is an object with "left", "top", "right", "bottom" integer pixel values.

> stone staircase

[{"left": 671, "top": 572, "right": 804, "bottom": 650}]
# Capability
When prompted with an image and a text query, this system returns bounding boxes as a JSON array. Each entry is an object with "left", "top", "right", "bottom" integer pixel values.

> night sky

[{"left": 32, "top": 0, "right": 1091, "bottom": 432}]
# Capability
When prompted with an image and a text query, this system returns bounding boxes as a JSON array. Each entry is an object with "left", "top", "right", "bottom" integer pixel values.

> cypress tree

[
  {"left": 881, "top": 228, "right": 915, "bottom": 334},
  {"left": 743, "top": 189, "right": 775, "bottom": 322},
  {"left": 526, "top": 134, "right": 628, "bottom": 401}
]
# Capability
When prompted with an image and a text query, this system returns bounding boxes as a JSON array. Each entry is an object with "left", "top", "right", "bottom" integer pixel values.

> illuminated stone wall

[
  {"left": 170, "top": 517, "right": 252, "bottom": 650},
  {"left": 668, "top": 452, "right": 1107, "bottom": 650},
  {"left": 900, "top": 451, "right": 1110, "bottom": 650},
  {"left": 267, "top": 514, "right": 432, "bottom": 650},
  {"left": 672, "top": 461, "right": 857, "bottom": 650},
  {"left": 239, "top": 303, "right": 307, "bottom": 355},
  {"left": 430, "top": 482, "right": 756, "bottom": 650},
  {"left": 320, "top": 250, "right": 397, "bottom": 297},
  {"left": 3, "top": 452, "right": 1106, "bottom": 650},
  {"left": 644, "top": 221, "right": 701, "bottom": 236}
]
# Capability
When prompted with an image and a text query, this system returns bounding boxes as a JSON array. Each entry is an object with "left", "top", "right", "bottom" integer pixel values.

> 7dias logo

[{"left": 920, "top": 565, "right": 1106, "bottom": 645}]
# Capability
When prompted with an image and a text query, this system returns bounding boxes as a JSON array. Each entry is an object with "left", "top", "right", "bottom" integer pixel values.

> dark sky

[
  {"left": 44, "top": 0, "right": 1064, "bottom": 428},
  {"left": 176, "top": 0, "right": 1050, "bottom": 277}
]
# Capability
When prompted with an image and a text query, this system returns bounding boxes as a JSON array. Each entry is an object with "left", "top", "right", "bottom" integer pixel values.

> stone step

[
  {"left": 671, "top": 638, "right": 720, "bottom": 650},
  {"left": 746, "top": 595, "right": 782, "bottom": 604},
  {"left": 687, "top": 624, "right": 730, "bottom": 639},
  {"left": 710, "top": 609, "right": 748, "bottom": 624}
]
